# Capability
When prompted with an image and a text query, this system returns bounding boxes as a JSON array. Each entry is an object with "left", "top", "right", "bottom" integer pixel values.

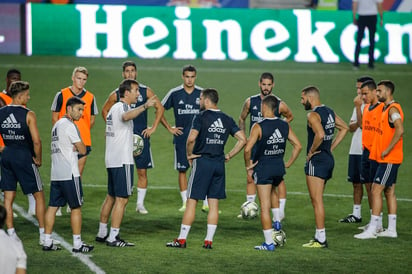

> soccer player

[
  {"left": 238, "top": 72, "right": 293, "bottom": 220},
  {"left": 339, "top": 76, "right": 374, "bottom": 223},
  {"left": 42, "top": 97, "right": 94, "bottom": 253},
  {"left": 244, "top": 95, "right": 301, "bottom": 251},
  {"left": 355, "top": 80, "right": 403, "bottom": 239},
  {"left": 51, "top": 66, "right": 98, "bottom": 216},
  {"left": 160, "top": 65, "right": 209, "bottom": 212},
  {"left": 96, "top": 79, "right": 156, "bottom": 247},
  {"left": 300, "top": 86, "right": 348, "bottom": 248},
  {"left": 1, "top": 68, "right": 36, "bottom": 216},
  {"left": 101, "top": 61, "right": 164, "bottom": 214},
  {"left": 356, "top": 80, "right": 384, "bottom": 232},
  {"left": 166, "top": 88, "right": 246, "bottom": 249},
  {"left": 0, "top": 205, "right": 27, "bottom": 274},
  {"left": 0, "top": 81, "right": 47, "bottom": 244}
]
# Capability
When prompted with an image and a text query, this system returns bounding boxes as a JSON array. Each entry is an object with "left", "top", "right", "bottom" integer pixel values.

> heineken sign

[{"left": 28, "top": 3, "right": 412, "bottom": 64}]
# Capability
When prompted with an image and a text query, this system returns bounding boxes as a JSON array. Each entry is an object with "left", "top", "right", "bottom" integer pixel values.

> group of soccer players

[{"left": 0, "top": 64, "right": 403, "bottom": 255}]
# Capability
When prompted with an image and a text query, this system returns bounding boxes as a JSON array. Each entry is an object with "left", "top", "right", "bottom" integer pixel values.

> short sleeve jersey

[
  {"left": 51, "top": 117, "right": 82, "bottom": 180},
  {"left": 349, "top": 105, "right": 363, "bottom": 155},
  {"left": 191, "top": 109, "right": 240, "bottom": 158},
  {"left": 115, "top": 84, "right": 150, "bottom": 135},
  {"left": 249, "top": 94, "right": 281, "bottom": 132},
  {"left": 307, "top": 105, "right": 335, "bottom": 155},
  {"left": 162, "top": 85, "right": 202, "bottom": 144},
  {"left": 253, "top": 117, "right": 289, "bottom": 165},
  {"left": 105, "top": 102, "right": 134, "bottom": 168}
]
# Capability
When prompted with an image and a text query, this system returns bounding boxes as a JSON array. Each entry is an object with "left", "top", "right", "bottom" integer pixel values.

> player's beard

[
  {"left": 304, "top": 100, "right": 312, "bottom": 110},
  {"left": 260, "top": 89, "right": 272, "bottom": 96}
]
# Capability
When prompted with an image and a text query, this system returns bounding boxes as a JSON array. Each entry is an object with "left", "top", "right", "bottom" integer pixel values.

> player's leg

[
  {"left": 136, "top": 168, "right": 148, "bottom": 214},
  {"left": 3, "top": 191, "right": 17, "bottom": 237},
  {"left": 256, "top": 184, "right": 275, "bottom": 251},
  {"left": 277, "top": 181, "right": 286, "bottom": 220},
  {"left": 304, "top": 175, "right": 327, "bottom": 245}
]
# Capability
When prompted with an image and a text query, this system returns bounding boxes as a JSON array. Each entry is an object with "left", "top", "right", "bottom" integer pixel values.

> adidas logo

[
  {"left": 1, "top": 113, "right": 21, "bottom": 129},
  {"left": 325, "top": 114, "right": 335, "bottom": 129},
  {"left": 267, "top": 129, "right": 285, "bottom": 144},
  {"left": 178, "top": 100, "right": 184, "bottom": 105},
  {"left": 51, "top": 127, "right": 59, "bottom": 141},
  {"left": 208, "top": 118, "right": 226, "bottom": 133},
  {"left": 252, "top": 106, "right": 258, "bottom": 110}
]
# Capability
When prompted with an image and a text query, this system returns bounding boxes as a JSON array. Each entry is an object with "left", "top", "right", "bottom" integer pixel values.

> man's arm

[
  {"left": 354, "top": 95, "right": 363, "bottom": 129},
  {"left": 238, "top": 98, "right": 250, "bottom": 132},
  {"left": 381, "top": 107, "right": 404, "bottom": 159},
  {"left": 226, "top": 130, "right": 246, "bottom": 162},
  {"left": 73, "top": 140, "right": 86, "bottom": 156},
  {"left": 186, "top": 128, "right": 199, "bottom": 161},
  {"left": 279, "top": 101, "right": 294, "bottom": 123},
  {"left": 352, "top": 1, "right": 358, "bottom": 25},
  {"left": 122, "top": 96, "right": 157, "bottom": 121},
  {"left": 244, "top": 123, "right": 261, "bottom": 167},
  {"left": 331, "top": 113, "right": 349, "bottom": 152},
  {"left": 142, "top": 87, "right": 165, "bottom": 138},
  {"left": 285, "top": 126, "right": 302, "bottom": 168},
  {"left": 101, "top": 91, "right": 117, "bottom": 122},
  {"left": 307, "top": 112, "right": 324, "bottom": 161},
  {"left": 377, "top": 2, "right": 383, "bottom": 27},
  {"left": 27, "top": 111, "right": 42, "bottom": 167}
]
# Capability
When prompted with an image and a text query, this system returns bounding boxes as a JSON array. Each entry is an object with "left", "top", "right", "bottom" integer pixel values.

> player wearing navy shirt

[
  {"left": 166, "top": 88, "right": 246, "bottom": 249},
  {"left": 0, "top": 81, "right": 46, "bottom": 244},
  {"left": 161, "top": 65, "right": 207, "bottom": 212},
  {"left": 301, "top": 86, "right": 348, "bottom": 248},
  {"left": 244, "top": 95, "right": 301, "bottom": 251},
  {"left": 238, "top": 72, "right": 293, "bottom": 220}
]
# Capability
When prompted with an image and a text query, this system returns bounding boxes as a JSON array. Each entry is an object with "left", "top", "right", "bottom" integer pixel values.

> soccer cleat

[
  {"left": 55, "top": 207, "right": 62, "bottom": 216},
  {"left": 166, "top": 238, "right": 186, "bottom": 248},
  {"left": 136, "top": 204, "right": 148, "bottom": 214},
  {"left": 178, "top": 203, "right": 186, "bottom": 212},
  {"left": 339, "top": 214, "right": 362, "bottom": 223},
  {"left": 203, "top": 240, "right": 212, "bottom": 249},
  {"left": 272, "top": 221, "right": 282, "bottom": 231},
  {"left": 106, "top": 236, "right": 135, "bottom": 247},
  {"left": 302, "top": 238, "right": 328, "bottom": 248},
  {"left": 43, "top": 243, "right": 62, "bottom": 251},
  {"left": 95, "top": 235, "right": 108, "bottom": 243},
  {"left": 254, "top": 242, "right": 275, "bottom": 251},
  {"left": 377, "top": 229, "right": 397, "bottom": 238},
  {"left": 39, "top": 238, "right": 61, "bottom": 246},
  {"left": 72, "top": 243, "right": 94, "bottom": 253},
  {"left": 358, "top": 224, "right": 384, "bottom": 233},
  {"left": 354, "top": 230, "right": 377, "bottom": 239},
  {"left": 201, "top": 205, "right": 209, "bottom": 213}
]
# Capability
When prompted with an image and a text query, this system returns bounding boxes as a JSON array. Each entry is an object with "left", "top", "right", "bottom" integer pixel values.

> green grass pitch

[{"left": 1, "top": 55, "right": 411, "bottom": 273}]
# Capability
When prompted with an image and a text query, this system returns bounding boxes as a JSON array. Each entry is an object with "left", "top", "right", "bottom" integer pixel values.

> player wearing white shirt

[
  {"left": 339, "top": 76, "right": 373, "bottom": 223},
  {"left": 43, "top": 97, "right": 94, "bottom": 253},
  {"left": 96, "top": 79, "right": 157, "bottom": 247}
]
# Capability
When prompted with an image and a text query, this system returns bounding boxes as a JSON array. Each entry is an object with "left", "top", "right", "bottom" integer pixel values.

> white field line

[
  {"left": 12, "top": 203, "right": 106, "bottom": 274},
  {"left": 1, "top": 63, "right": 412, "bottom": 76},
  {"left": 84, "top": 184, "right": 412, "bottom": 202}
]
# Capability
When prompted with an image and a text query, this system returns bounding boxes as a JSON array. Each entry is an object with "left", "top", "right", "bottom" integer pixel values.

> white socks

[
  {"left": 316, "top": 228, "right": 326, "bottom": 243},
  {"left": 205, "top": 224, "right": 217, "bottom": 241},
  {"left": 178, "top": 224, "right": 191, "bottom": 240},
  {"left": 137, "top": 187, "right": 147, "bottom": 206},
  {"left": 246, "top": 195, "right": 256, "bottom": 203},
  {"left": 180, "top": 191, "right": 187, "bottom": 204},
  {"left": 353, "top": 204, "right": 361, "bottom": 218}
]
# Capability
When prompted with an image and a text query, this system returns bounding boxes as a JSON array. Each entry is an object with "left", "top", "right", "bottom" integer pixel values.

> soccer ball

[
  {"left": 133, "top": 134, "right": 144, "bottom": 157},
  {"left": 240, "top": 201, "right": 259, "bottom": 219},
  {"left": 272, "top": 229, "right": 286, "bottom": 247}
]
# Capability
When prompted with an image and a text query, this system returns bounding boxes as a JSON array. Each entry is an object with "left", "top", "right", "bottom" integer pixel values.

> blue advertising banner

[{"left": 0, "top": 4, "right": 22, "bottom": 54}]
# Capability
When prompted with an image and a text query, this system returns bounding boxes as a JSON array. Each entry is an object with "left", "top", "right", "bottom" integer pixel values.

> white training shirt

[
  {"left": 348, "top": 106, "right": 363, "bottom": 155},
  {"left": 105, "top": 101, "right": 134, "bottom": 168},
  {"left": 0, "top": 230, "right": 27, "bottom": 274},
  {"left": 51, "top": 117, "right": 82, "bottom": 180},
  {"left": 353, "top": 0, "right": 383, "bottom": 16}
]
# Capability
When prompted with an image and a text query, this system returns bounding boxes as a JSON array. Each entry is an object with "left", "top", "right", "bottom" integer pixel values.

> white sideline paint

[
  {"left": 83, "top": 184, "right": 412, "bottom": 202},
  {"left": 11, "top": 203, "right": 106, "bottom": 274}
]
